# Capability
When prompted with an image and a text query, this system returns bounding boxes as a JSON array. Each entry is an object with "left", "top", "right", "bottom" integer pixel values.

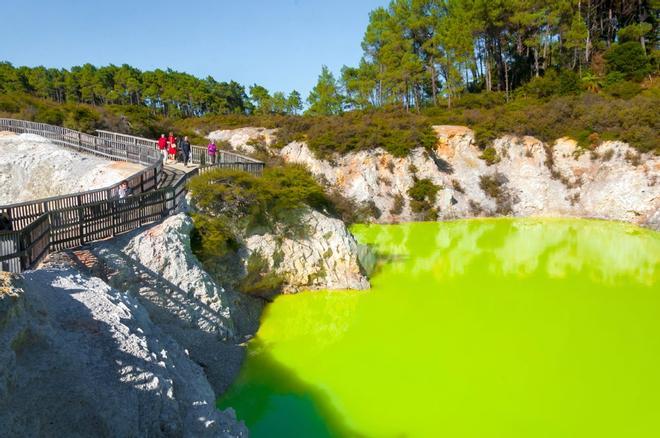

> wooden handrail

[
  {"left": 0, "top": 118, "right": 266, "bottom": 273},
  {"left": 96, "top": 129, "right": 265, "bottom": 164}
]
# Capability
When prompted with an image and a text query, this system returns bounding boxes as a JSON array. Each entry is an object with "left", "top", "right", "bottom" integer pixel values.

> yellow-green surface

[{"left": 219, "top": 219, "right": 660, "bottom": 437}]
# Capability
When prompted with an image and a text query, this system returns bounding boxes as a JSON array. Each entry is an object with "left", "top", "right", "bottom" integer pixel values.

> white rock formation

[
  {"left": 244, "top": 208, "right": 370, "bottom": 292},
  {"left": 207, "top": 127, "right": 277, "bottom": 155},
  {"left": 90, "top": 214, "right": 263, "bottom": 392},
  {"left": 0, "top": 132, "right": 144, "bottom": 204},
  {"left": 209, "top": 126, "right": 659, "bottom": 228},
  {"left": 0, "top": 271, "right": 247, "bottom": 437}
]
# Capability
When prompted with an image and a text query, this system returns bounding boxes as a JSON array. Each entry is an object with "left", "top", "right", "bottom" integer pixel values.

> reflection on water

[
  {"left": 220, "top": 219, "right": 660, "bottom": 438},
  {"left": 356, "top": 218, "right": 659, "bottom": 285}
]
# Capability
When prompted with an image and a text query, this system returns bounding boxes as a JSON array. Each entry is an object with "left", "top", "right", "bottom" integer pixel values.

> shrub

[
  {"left": 0, "top": 95, "right": 20, "bottom": 113},
  {"left": 188, "top": 164, "right": 332, "bottom": 233},
  {"left": 625, "top": 150, "right": 642, "bottom": 166},
  {"left": 34, "top": 107, "right": 64, "bottom": 125},
  {"left": 190, "top": 214, "right": 240, "bottom": 270},
  {"left": 601, "top": 148, "right": 615, "bottom": 161},
  {"left": 604, "top": 42, "right": 653, "bottom": 81},
  {"left": 479, "top": 174, "right": 502, "bottom": 199},
  {"left": 63, "top": 106, "right": 100, "bottom": 133},
  {"left": 408, "top": 178, "right": 440, "bottom": 220},
  {"left": 603, "top": 80, "right": 642, "bottom": 99},
  {"left": 451, "top": 179, "right": 465, "bottom": 194},
  {"left": 480, "top": 146, "right": 500, "bottom": 165},
  {"left": 390, "top": 194, "right": 405, "bottom": 215},
  {"left": 518, "top": 70, "right": 560, "bottom": 99},
  {"left": 302, "top": 110, "right": 437, "bottom": 158},
  {"left": 558, "top": 70, "right": 583, "bottom": 95},
  {"left": 238, "top": 251, "right": 285, "bottom": 299},
  {"left": 479, "top": 173, "right": 514, "bottom": 214}
]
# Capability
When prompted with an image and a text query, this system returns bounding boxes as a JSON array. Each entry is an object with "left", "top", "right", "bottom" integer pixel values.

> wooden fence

[
  {"left": 0, "top": 119, "right": 168, "bottom": 272},
  {"left": 0, "top": 119, "right": 164, "bottom": 231},
  {"left": 0, "top": 118, "right": 265, "bottom": 273},
  {"left": 0, "top": 189, "right": 175, "bottom": 271},
  {"left": 96, "top": 130, "right": 266, "bottom": 171}
]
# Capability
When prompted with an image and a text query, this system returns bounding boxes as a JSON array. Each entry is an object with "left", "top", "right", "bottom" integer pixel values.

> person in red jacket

[
  {"left": 157, "top": 134, "right": 168, "bottom": 164},
  {"left": 167, "top": 132, "right": 177, "bottom": 163}
]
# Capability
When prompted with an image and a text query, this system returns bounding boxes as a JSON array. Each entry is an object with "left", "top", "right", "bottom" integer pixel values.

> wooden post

[
  {"left": 77, "top": 195, "right": 84, "bottom": 246},
  {"left": 111, "top": 200, "right": 116, "bottom": 237},
  {"left": 138, "top": 194, "right": 144, "bottom": 227},
  {"left": 18, "top": 230, "right": 28, "bottom": 272}
]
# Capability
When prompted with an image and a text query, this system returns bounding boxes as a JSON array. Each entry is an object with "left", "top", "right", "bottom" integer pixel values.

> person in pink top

[{"left": 207, "top": 140, "right": 218, "bottom": 165}]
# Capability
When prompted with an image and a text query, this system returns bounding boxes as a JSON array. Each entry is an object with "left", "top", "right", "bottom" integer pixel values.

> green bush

[
  {"left": 0, "top": 94, "right": 20, "bottom": 113},
  {"left": 408, "top": 178, "right": 440, "bottom": 220},
  {"left": 479, "top": 175, "right": 502, "bottom": 199},
  {"left": 604, "top": 42, "right": 653, "bottom": 81},
  {"left": 34, "top": 107, "right": 64, "bottom": 125},
  {"left": 390, "top": 194, "right": 405, "bottom": 215},
  {"left": 480, "top": 146, "right": 500, "bottom": 165},
  {"left": 190, "top": 214, "right": 240, "bottom": 265},
  {"left": 304, "top": 110, "right": 437, "bottom": 158},
  {"left": 518, "top": 71, "right": 561, "bottom": 99},
  {"left": 603, "top": 80, "right": 642, "bottom": 99},
  {"left": 189, "top": 165, "right": 334, "bottom": 296},
  {"left": 188, "top": 164, "right": 331, "bottom": 234}
]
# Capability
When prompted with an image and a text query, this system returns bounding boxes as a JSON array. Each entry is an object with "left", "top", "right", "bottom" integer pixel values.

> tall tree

[
  {"left": 286, "top": 90, "right": 303, "bottom": 114},
  {"left": 306, "top": 66, "right": 344, "bottom": 115}
]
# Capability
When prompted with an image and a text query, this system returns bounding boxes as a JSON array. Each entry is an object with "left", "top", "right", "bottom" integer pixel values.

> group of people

[
  {"left": 157, "top": 132, "right": 192, "bottom": 166},
  {"left": 157, "top": 133, "right": 220, "bottom": 166}
]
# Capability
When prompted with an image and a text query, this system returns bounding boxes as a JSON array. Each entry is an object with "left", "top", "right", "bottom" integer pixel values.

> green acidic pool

[{"left": 219, "top": 218, "right": 660, "bottom": 437}]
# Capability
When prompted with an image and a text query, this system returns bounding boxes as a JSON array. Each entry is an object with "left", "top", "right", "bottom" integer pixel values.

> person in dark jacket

[
  {"left": 117, "top": 180, "right": 133, "bottom": 199},
  {"left": 180, "top": 136, "right": 191, "bottom": 167},
  {"left": 0, "top": 212, "right": 11, "bottom": 231}
]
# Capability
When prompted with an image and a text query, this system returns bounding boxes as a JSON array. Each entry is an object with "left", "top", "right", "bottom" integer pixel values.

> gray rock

[
  {"left": 0, "top": 270, "right": 247, "bottom": 437},
  {"left": 244, "top": 208, "right": 370, "bottom": 292},
  {"left": 91, "top": 214, "right": 263, "bottom": 393}
]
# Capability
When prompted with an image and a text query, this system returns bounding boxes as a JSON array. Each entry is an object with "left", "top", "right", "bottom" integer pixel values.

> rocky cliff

[
  {"left": 243, "top": 208, "right": 370, "bottom": 292},
  {"left": 0, "top": 269, "right": 247, "bottom": 437},
  {"left": 88, "top": 214, "right": 264, "bottom": 394},
  {"left": 208, "top": 126, "right": 659, "bottom": 229},
  {"left": 0, "top": 214, "right": 267, "bottom": 436}
]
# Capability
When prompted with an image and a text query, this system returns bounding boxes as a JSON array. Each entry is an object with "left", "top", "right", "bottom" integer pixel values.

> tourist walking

[
  {"left": 157, "top": 134, "right": 168, "bottom": 164},
  {"left": 207, "top": 140, "right": 218, "bottom": 165},
  {"left": 180, "top": 136, "right": 191, "bottom": 167},
  {"left": 167, "top": 132, "right": 177, "bottom": 163}
]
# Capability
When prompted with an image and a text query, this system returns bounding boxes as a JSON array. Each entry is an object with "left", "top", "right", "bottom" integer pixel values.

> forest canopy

[{"left": 0, "top": 1, "right": 657, "bottom": 154}]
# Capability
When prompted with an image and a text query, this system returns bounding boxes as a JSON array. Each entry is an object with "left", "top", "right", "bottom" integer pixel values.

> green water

[{"left": 219, "top": 218, "right": 660, "bottom": 437}]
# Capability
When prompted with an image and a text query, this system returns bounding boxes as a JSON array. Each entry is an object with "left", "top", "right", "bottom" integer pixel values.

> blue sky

[{"left": 0, "top": 0, "right": 387, "bottom": 98}]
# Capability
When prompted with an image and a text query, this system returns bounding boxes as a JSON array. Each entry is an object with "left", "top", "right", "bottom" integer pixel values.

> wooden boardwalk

[{"left": 0, "top": 119, "right": 264, "bottom": 273}]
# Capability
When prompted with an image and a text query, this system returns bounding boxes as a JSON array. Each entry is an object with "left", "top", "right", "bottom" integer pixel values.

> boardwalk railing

[
  {"left": 96, "top": 130, "right": 266, "bottom": 172},
  {"left": 0, "top": 119, "right": 164, "bottom": 231},
  {"left": 0, "top": 118, "right": 265, "bottom": 273}
]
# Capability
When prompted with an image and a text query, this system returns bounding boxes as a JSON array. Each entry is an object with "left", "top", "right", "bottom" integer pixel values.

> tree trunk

[
  {"left": 504, "top": 61, "right": 509, "bottom": 102},
  {"left": 639, "top": 0, "right": 647, "bottom": 53},
  {"left": 430, "top": 61, "right": 438, "bottom": 106},
  {"left": 534, "top": 48, "right": 540, "bottom": 77},
  {"left": 378, "top": 64, "right": 384, "bottom": 107},
  {"left": 486, "top": 55, "right": 492, "bottom": 92}
]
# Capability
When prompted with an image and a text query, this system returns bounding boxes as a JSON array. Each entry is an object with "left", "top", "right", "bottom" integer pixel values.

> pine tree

[{"left": 306, "top": 66, "right": 344, "bottom": 115}]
